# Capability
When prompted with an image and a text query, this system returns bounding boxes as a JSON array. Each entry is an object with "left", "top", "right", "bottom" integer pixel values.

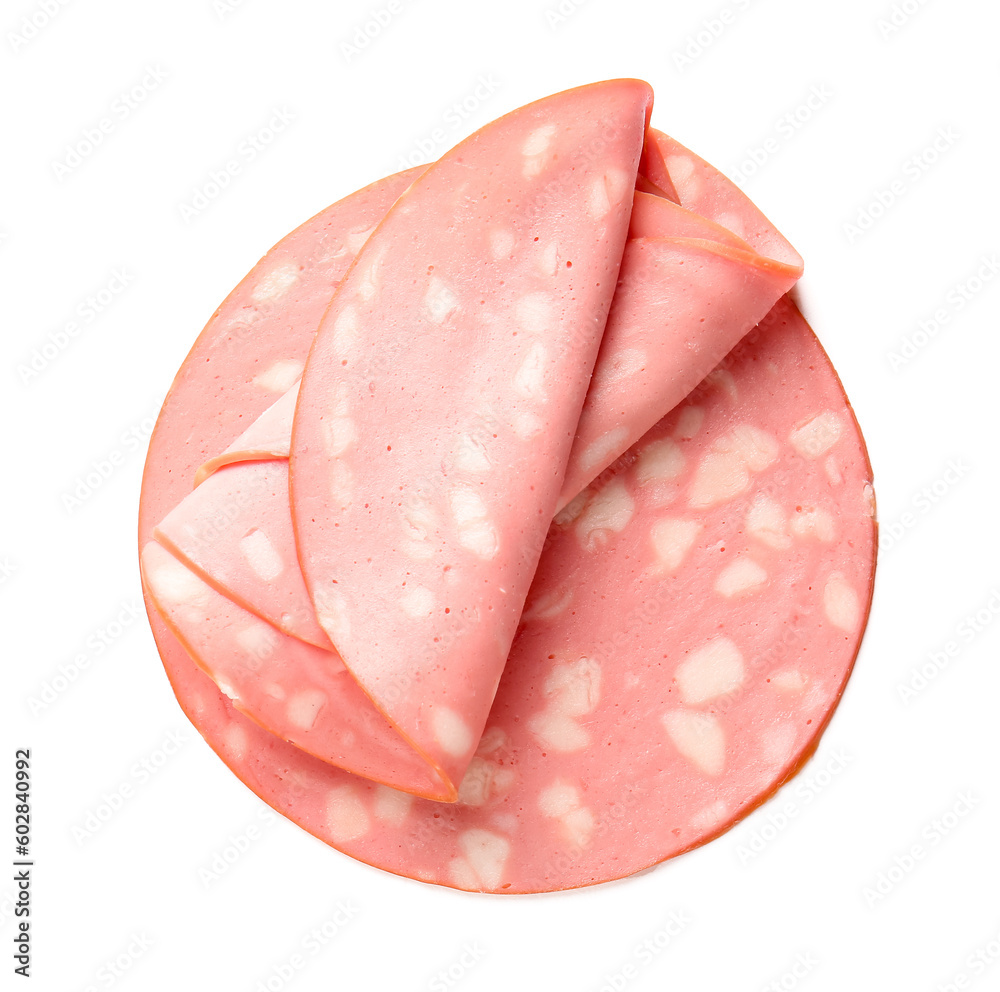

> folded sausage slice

[{"left": 289, "top": 79, "right": 653, "bottom": 798}]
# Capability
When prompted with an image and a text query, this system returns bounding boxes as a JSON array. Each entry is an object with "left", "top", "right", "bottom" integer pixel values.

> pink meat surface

[
  {"left": 138, "top": 80, "right": 874, "bottom": 892},
  {"left": 141, "top": 295, "right": 875, "bottom": 891},
  {"left": 289, "top": 80, "right": 653, "bottom": 798}
]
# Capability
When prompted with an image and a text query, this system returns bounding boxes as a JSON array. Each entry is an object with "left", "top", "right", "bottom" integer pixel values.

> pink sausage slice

[
  {"left": 141, "top": 541, "right": 446, "bottom": 796},
  {"left": 289, "top": 80, "right": 653, "bottom": 798},
  {"left": 556, "top": 139, "right": 805, "bottom": 506},
  {"left": 141, "top": 296, "right": 875, "bottom": 891}
]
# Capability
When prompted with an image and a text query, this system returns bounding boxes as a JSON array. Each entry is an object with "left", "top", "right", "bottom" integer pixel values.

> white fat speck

[
  {"left": 663, "top": 710, "right": 726, "bottom": 776},
  {"left": 588, "top": 176, "right": 612, "bottom": 220},
  {"left": 770, "top": 670, "right": 807, "bottom": 694},
  {"left": 239, "top": 529, "right": 284, "bottom": 582},
  {"left": 148, "top": 553, "right": 207, "bottom": 605},
  {"left": 326, "top": 786, "right": 370, "bottom": 842},
  {"left": 425, "top": 276, "right": 459, "bottom": 324},
  {"left": 329, "top": 461, "right": 355, "bottom": 510},
  {"left": 674, "top": 406, "right": 705, "bottom": 440},
  {"left": 522, "top": 586, "right": 573, "bottom": 621},
  {"left": 824, "top": 455, "right": 843, "bottom": 485},
  {"left": 355, "top": 247, "right": 385, "bottom": 301},
  {"left": 575, "top": 478, "right": 634, "bottom": 551},
  {"left": 537, "top": 240, "right": 559, "bottom": 276},
  {"left": 216, "top": 680, "right": 238, "bottom": 702},
  {"left": 513, "top": 342, "right": 548, "bottom": 400},
  {"left": 433, "top": 707, "right": 474, "bottom": 758},
  {"left": 862, "top": 483, "right": 876, "bottom": 518},
  {"left": 511, "top": 410, "right": 544, "bottom": 439},
  {"left": 400, "top": 585, "right": 435, "bottom": 620},
  {"left": 690, "top": 799, "right": 729, "bottom": 832},
  {"left": 665, "top": 154, "right": 698, "bottom": 200},
  {"left": 523, "top": 124, "right": 556, "bottom": 158},
  {"left": 253, "top": 359, "right": 303, "bottom": 393},
  {"left": 598, "top": 347, "right": 647, "bottom": 390},
  {"left": 579, "top": 426, "right": 629, "bottom": 475},
  {"left": 546, "top": 657, "right": 602, "bottom": 716},
  {"left": 332, "top": 306, "right": 359, "bottom": 356},
  {"left": 538, "top": 781, "right": 594, "bottom": 848},
  {"left": 716, "top": 212, "right": 745, "bottom": 240},
  {"left": 449, "top": 487, "right": 499, "bottom": 560},
  {"left": 313, "top": 587, "right": 351, "bottom": 647},
  {"left": 223, "top": 724, "right": 248, "bottom": 759},
  {"left": 715, "top": 558, "right": 768, "bottom": 598},
  {"left": 236, "top": 621, "right": 280, "bottom": 664},
  {"left": 476, "top": 727, "right": 508, "bottom": 756},
  {"left": 761, "top": 723, "right": 798, "bottom": 768},
  {"left": 824, "top": 572, "right": 861, "bottom": 631},
  {"left": 453, "top": 830, "right": 510, "bottom": 891},
  {"left": 791, "top": 506, "right": 836, "bottom": 542},
  {"left": 516, "top": 292, "right": 553, "bottom": 334},
  {"left": 636, "top": 438, "right": 686, "bottom": 486},
  {"left": 344, "top": 224, "right": 377, "bottom": 254},
  {"left": 746, "top": 495, "right": 791, "bottom": 549},
  {"left": 323, "top": 416, "right": 356, "bottom": 458},
  {"left": 453, "top": 432, "right": 492, "bottom": 473},
  {"left": 528, "top": 710, "right": 590, "bottom": 752},
  {"left": 676, "top": 637, "right": 745, "bottom": 705},
  {"left": 287, "top": 689, "right": 327, "bottom": 731},
  {"left": 522, "top": 124, "right": 557, "bottom": 177},
  {"left": 790, "top": 411, "right": 844, "bottom": 459},
  {"left": 538, "top": 780, "right": 580, "bottom": 818},
  {"left": 251, "top": 263, "right": 299, "bottom": 303},
  {"left": 457, "top": 757, "right": 515, "bottom": 806},
  {"left": 373, "top": 785, "right": 413, "bottom": 826},
  {"left": 650, "top": 518, "right": 701, "bottom": 573},
  {"left": 490, "top": 228, "right": 515, "bottom": 260},
  {"left": 704, "top": 369, "right": 739, "bottom": 403}
]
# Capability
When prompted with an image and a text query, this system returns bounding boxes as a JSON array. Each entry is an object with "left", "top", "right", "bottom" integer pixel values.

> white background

[{"left": 3, "top": 0, "right": 999, "bottom": 989}]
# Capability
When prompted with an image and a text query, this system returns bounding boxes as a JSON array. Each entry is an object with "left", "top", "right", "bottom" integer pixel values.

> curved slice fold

[
  {"left": 289, "top": 79, "right": 653, "bottom": 796},
  {"left": 141, "top": 541, "right": 450, "bottom": 798}
]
